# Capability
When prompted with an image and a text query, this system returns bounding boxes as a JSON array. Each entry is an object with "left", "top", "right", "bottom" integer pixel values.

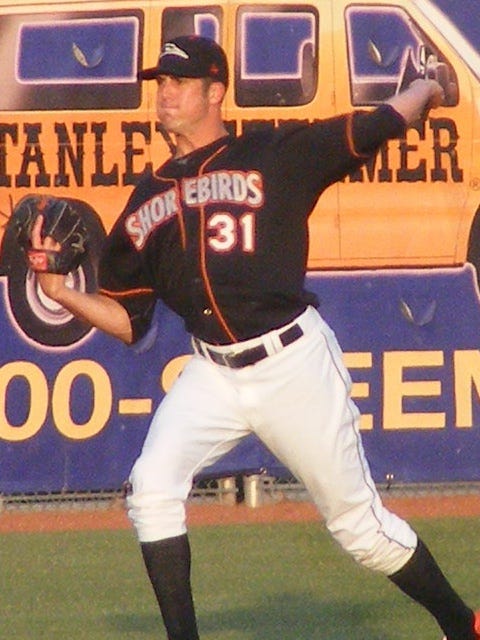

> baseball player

[{"left": 28, "top": 35, "right": 478, "bottom": 640}]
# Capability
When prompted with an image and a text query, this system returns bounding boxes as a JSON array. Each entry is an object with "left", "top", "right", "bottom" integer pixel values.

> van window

[
  {"left": 346, "top": 5, "right": 458, "bottom": 106},
  {"left": 346, "top": 6, "right": 420, "bottom": 104},
  {"left": 0, "top": 10, "right": 142, "bottom": 111},
  {"left": 162, "top": 7, "right": 223, "bottom": 46},
  {"left": 235, "top": 5, "right": 318, "bottom": 107}
]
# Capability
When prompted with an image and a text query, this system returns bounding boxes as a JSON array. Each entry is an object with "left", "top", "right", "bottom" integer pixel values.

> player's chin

[
  {"left": 158, "top": 116, "right": 180, "bottom": 134},
  {"left": 159, "top": 108, "right": 179, "bottom": 123}
]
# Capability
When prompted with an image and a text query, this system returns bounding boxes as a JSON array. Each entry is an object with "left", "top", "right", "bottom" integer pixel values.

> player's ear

[{"left": 208, "top": 81, "right": 226, "bottom": 105}]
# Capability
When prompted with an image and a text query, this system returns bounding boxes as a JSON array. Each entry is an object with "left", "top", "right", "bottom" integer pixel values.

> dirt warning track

[{"left": 0, "top": 494, "right": 479, "bottom": 534}]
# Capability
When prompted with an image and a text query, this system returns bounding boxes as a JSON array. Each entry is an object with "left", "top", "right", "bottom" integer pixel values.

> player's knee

[
  {"left": 126, "top": 455, "right": 188, "bottom": 543},
  {"left": 326, "top": 508, "right": 417, "bottom": 575}
]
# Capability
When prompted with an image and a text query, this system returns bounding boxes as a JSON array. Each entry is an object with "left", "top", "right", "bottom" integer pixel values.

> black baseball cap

[{"left": 138, "top": 35, "right": 229, "bottom": 87}]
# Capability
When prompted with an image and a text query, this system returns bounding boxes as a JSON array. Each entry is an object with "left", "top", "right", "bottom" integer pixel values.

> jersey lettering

[
  {"left": 239, "top": 212, "right": 255, "bottom": 253},
  {"left": 207, "top": 211, "right": 256, "bottom": 253},
  {"left": 183, "top": 170, "right": 264, "bottom": 207},
  {"left": 208, "top": 212, "right": 236, "bottom": 252},
  {"left": 125, "top": 188, "right": 179, "bottom": 249}
]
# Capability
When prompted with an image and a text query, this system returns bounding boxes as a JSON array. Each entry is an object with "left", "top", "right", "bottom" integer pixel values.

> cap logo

[{"left": 160, "top": 42, "right": 189, "bottom": 60}]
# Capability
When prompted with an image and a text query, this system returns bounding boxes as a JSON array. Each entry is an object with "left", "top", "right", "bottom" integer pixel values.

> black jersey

[{"left": 99, "top": 104, "right": 405, "bottom": 344}]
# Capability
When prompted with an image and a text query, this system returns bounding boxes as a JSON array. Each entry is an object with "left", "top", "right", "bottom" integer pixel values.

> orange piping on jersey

[
  {"left": 99, "top": 286, "right": 154, "bottom": 298},
  {"left": 176, "top": 195, "right": 187, "bottom": 250},
  {"left": 198, "top": 204, "right": 237, "bottom": 343},
  {"left": 152, "top": 174, "right": 187, "bottom": 249},
  {"left": 198, "top": 144, "right": 238, "bottom": 343},
  {"left": 345, "top": 112, "right": 369, "bottom": 159},
  {"left": 161, "top": 176, "right": 187, "bottom": 250}
]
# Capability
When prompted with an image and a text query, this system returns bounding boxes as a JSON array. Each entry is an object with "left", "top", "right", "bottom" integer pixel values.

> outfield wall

[{"left": 1, "top": 266, "right": 480, "bottom": 495}]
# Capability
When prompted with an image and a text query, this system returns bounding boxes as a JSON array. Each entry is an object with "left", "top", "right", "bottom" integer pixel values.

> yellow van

[{"left": 0, "top": 0, "right": 478, "bottom": 346}]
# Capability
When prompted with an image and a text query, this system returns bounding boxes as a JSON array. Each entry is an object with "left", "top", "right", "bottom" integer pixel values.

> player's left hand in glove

[{"left": 13, "top": 196, "right": 89, "bottom": 275}]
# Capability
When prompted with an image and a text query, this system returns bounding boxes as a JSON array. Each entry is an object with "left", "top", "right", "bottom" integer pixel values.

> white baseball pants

[{"left": 127, "top": 306, "right": 417, "bottom": 575}]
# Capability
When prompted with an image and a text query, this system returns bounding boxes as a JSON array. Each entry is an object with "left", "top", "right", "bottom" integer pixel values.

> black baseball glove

[{"left": 12, "top": 195, "right": 89, "bottom": 275}]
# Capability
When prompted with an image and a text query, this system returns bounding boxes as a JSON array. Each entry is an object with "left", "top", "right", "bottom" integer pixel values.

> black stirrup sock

[
  {"left": 141, "top": 533, "right": 200, "bottom": 640},
  {"left": 389, "top": 538, "right": 475, "bottom": 640}
]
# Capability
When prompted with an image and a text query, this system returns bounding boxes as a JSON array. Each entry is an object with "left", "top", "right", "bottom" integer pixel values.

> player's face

[{"left": 156, "top": 75, "right": 213, "bottom": 136}]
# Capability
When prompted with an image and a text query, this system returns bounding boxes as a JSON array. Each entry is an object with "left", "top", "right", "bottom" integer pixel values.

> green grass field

[{"left": 2, "top": 517, "right": 479, "bottom": 640}]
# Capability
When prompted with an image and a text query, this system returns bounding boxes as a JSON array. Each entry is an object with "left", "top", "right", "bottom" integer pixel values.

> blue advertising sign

[{"left": 1, "top": 265, "right": 479, "bottom": 494}]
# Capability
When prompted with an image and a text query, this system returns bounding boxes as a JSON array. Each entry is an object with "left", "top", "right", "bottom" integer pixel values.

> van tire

[
  {"left": 467, "top": 206, "right": 480, "bottom": 285},
  {"left": 8, "top": 257, "right": 94, "bottom": 347},
  {"left": 3, "top": 199, "right": 106, "bottom": 347}
]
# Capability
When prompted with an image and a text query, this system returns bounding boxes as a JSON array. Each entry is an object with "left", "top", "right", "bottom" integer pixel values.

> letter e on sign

[{"left": 383, "top": 351, "right": 445, "bottom": 430}]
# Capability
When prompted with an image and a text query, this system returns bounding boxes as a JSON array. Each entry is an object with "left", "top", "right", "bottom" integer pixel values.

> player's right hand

[
  {"left": 30, "top": 214, "right": 68, "bottom": 301},
  {"left": 410, "top": 78, "right": 445, "bottom": 109}
]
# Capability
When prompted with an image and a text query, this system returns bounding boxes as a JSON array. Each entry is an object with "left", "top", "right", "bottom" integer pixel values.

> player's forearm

[
  {"left": 386, "top": 78, "right": 444, "bottom": 126},
  {"left": 44, "top": 281, "right": 133, "bottom": 344}
]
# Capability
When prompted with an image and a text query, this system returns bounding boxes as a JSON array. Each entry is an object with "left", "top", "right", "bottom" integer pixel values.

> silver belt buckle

[{"left": 220, "top": 351, "right": 231, "bottom": 366}]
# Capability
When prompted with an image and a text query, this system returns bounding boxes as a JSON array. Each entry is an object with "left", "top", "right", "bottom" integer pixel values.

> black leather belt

[{"left": 194, "top": 323, "right": 303, "bottom": 369}]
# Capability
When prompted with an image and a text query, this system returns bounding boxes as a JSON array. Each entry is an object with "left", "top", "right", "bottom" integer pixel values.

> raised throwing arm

[{"left": 386, "top": 78, "right": 445, "bottom": 126}]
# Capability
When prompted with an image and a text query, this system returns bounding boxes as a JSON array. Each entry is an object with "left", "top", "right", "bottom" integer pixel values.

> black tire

[
  {"left": 8, "top": 254, "right": 92, "bottom": 347},
  {"left": 467, "top": 207, "right": 480, "bottom": 286},
  {"left": 3, "top": 199, "right": 106, "bottom": 347}
]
